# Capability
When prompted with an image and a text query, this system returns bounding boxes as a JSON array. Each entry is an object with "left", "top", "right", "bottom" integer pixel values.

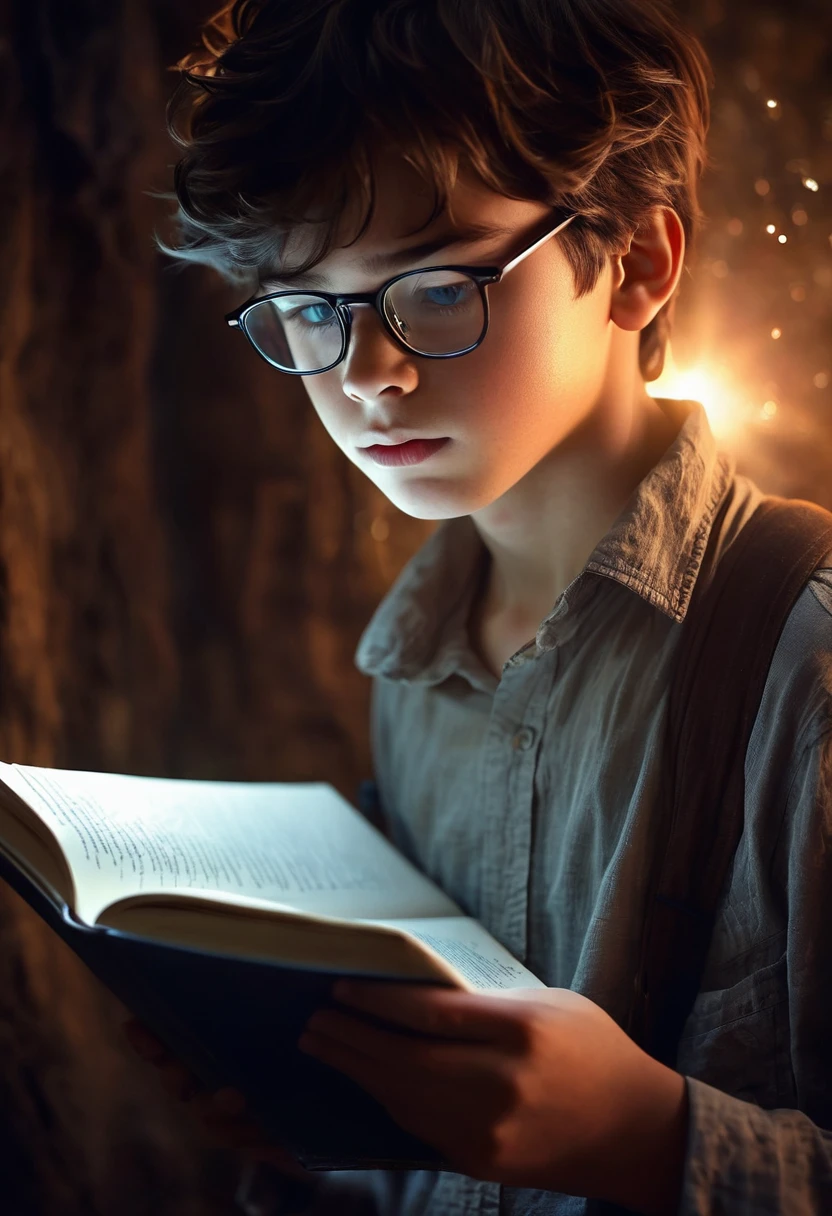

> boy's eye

[
  {"left": 294, "top": 301, "right": 336, "bottom": 325},
  {"left": 421, "top": 283, "right": 472, "bottom": 309}
]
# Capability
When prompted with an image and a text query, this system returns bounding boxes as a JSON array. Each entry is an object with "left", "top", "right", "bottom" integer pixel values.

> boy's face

[{"left": 272, "top": 153, "right": 624, "bottom": 521}]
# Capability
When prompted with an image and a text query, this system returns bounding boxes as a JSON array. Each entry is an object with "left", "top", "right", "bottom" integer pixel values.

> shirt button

[{"left": 512, "top": 726, "right": 536, "bottom": 751}]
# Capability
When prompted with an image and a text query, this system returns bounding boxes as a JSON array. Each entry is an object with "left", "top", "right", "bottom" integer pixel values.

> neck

[{"left": 470, "top": 388, "right": 681, "bottom": 633}]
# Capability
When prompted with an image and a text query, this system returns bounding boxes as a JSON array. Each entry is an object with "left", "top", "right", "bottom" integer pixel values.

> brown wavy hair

[{"left": 164, "top": 0, "right": 713, "bottom": 380}]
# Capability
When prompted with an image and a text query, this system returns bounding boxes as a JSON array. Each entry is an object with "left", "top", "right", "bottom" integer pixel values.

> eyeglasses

[{"left": 225, "top": 212, "right": 578, "bottom": 375}]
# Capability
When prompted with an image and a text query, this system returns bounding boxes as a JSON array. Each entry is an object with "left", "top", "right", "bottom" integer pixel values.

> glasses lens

[
  {"left": 383, "top": 271, "right": 485, "bottom": 355},
  {"left": 243, "top": 295, "right": 344, "bottom": 372}
]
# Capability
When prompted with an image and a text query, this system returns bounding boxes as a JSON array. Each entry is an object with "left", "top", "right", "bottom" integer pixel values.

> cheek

[
  {"left": 466, "top": 277, "right": 611, "bottom": 431},
  {"left": 448, "top": 318, "right": 587, "bottom": 440},
  {"left": 494, "top": 273, "right": 601, "bottom": 381},
  {"left": 303, "top": 379, "right": 354, "bottom": 451}
]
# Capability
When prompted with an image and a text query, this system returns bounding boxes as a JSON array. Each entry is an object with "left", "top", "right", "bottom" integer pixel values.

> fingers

[
  {"left": 123, "top": 1017, "right": 166, "bottom": 1062},
  {"left": 331, "top": 981, "right": 517, "bottom": 1042},
  {"left": 299, "top": 1022, "right": 392, "bottom": 1099},
  {"left": 121, "top": 1020, "right": 300, "bottom": 1170},
  {"left": 300, "top": 1008, "right": 489, "bottom": 1089},
  {"left": 194, "top": 1091, "right": 312, "bottom": 1178},
  {"left": 122, "top": 1018, "right": 202, "bottom": 1101},
  {"left": 299, "top": 1017, "right": 495, "bottom": 1145},
  {"left": 303, "top": 1007, "right": 411, "bottom": 1066}
]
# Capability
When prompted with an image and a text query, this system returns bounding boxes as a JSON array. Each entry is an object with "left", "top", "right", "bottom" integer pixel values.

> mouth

[{"left": 360, "top": 438, "right": 450, "bottom": 468}]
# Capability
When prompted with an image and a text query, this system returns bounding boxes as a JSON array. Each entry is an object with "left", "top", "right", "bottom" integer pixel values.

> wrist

[{"left": 601, "top": 1059, "right": 689, "bottom": 1216}]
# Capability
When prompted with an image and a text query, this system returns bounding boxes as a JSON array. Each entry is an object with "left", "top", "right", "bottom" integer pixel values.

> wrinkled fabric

[{"left": 315, "top": 399, "right": 832, "bottom": 1214}]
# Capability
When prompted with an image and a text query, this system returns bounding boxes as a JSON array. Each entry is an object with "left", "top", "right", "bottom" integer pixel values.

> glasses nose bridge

[{"left": 338, "top": 291, "right": 400, "bottom": 354}]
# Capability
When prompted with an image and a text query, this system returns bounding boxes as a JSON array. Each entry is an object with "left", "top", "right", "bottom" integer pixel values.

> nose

[{"left": 340, "top": 304, "right": 419, "bottom": 402}]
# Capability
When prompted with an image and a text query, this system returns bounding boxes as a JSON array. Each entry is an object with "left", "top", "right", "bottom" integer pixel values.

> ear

[{"left": 610, "top": 208, "right": 685, "bottom": 333}]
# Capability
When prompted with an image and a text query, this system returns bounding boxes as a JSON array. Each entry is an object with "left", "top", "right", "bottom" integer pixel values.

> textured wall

[
  {"left": 0, "top": 1, "right": 425, "bottom": 1210},
  {"left": 0, "top": 0, "right": 829, "bottom": 1211},
  {"left": 1, "top": 4, "right": 233, "bottom": 1210}
]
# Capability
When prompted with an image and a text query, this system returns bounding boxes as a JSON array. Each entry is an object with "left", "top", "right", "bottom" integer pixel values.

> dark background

[{"left": 0, "top": 1, "right": 830, "bottom": 1211}]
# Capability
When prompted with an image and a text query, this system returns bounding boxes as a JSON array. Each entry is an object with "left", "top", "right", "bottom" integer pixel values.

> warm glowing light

[
  {"left": 802, "top": 177, "right": 820, "bottom": 192},
  {"left": 766, "top": 224, "right": 777, "bottom": 234},
  {"left": 815, "top": 372, "right": 830, "bottom": 389},
  {"left": 762, "top": 401, "right": 778, "bottom": 419},
  {"left": 754, "top": 178, "right": 771, "bottom": 196},
  {"left": 647, "top": 348, "right": 746, "bottom": 441},
  {"left": 766, "top": 99, "right": 779, "bottom": 109},
  {"left": 792, "top": 209, "right": 809, "bottom": 226},
  {"left": 771, "top": 327, "right": 782, "bottom": 339},
  {"left": 778, "top": 234, "right": 788, "bottom": 244},
  {"left": 370, "top": 516, "right": 390, "bottom": 543},
  {"left": 727, "top": 218, "right": 744, "bottom": 236}
]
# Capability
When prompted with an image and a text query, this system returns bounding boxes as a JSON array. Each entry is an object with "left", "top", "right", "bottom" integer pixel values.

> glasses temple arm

[{"left": 500, "top": 213, "right": 578, "bottom": 277}]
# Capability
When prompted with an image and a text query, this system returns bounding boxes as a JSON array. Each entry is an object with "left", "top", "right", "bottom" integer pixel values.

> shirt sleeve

[
  {"left": 299, "top": 1173, "right": 381, "bottom": 1215},
  {"left": 235, "top": 1166, "right": 381, "bottom": 1215},
  {"left": 678, "top": 726, "right": 832, "bottom": 1215}
]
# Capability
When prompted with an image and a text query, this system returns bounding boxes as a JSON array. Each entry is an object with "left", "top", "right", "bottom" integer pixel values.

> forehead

[{"left": 276, "top": 150, "right": 550, "bottom": 279}]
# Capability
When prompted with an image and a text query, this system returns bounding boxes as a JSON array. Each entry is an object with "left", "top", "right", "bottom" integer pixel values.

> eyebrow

[{"left": 259, "top": 221, "right": 514, "bottom": 290}]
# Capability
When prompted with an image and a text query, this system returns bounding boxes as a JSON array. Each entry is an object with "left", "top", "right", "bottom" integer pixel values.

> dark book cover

[{"left": 0, "top": 849, "right": 444, "bottom": 1172}]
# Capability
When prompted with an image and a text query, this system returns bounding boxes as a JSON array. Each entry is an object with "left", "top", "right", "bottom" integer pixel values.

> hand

[
  {"left": 299, "top": 984, "right": 688, "bottom": 1215},
  {"left": 122, "top": 1017, "right": 309, "bottom": 1180}
]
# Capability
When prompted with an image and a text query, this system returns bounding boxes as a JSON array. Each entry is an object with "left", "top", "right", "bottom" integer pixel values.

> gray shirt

[{"left": 318, "top": 399, "right": 832, "bottom": 1215}]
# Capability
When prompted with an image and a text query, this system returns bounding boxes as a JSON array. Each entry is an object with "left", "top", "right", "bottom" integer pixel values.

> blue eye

[
  {"left": 423, "top": 284, "right": 467, "bottom": 307},
  {"left": 298, "top": 302, "right": 336, "bottom": 325}
]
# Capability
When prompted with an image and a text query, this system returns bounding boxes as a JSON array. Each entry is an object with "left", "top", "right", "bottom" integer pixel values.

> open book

[{"left": 0, "top": 762, "right": 542, "bottom": 1169}]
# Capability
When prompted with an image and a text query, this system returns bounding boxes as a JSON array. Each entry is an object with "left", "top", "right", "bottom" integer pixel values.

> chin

[{"left": 379, "top": 476, "right": 503, "bottom": 521}]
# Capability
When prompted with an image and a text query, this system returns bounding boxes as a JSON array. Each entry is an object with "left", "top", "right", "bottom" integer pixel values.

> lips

[{"left": 362, "top": 438, "right": 450, "bottom": 467}]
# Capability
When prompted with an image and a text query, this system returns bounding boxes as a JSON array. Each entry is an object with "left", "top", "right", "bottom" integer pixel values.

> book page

[
  {"left": 100, "top": 897, "right": 543, "bottom": 989},
  {"left": 99, "top": 893, "right": 467, "bottom": 983},
  {"left": 0, "top": 764, "right": 460, "bottom": 927},
  {"left": 375, "top": 917, "right": 546, "bottom": 990}
]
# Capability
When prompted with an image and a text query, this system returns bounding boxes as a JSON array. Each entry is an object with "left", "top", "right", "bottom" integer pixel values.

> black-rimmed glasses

[{"left": 225, "top": 212, "right": 577, "bottom": 375}]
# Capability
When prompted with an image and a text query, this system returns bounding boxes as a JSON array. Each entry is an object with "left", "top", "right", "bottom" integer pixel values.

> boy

[{"left": 141, "top": 0, "right": 832, "bottom": 1212}]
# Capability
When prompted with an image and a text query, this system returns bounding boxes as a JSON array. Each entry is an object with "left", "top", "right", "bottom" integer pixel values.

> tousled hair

[{"left": 164, "top": 0, "right": 713, "bottom": 380}]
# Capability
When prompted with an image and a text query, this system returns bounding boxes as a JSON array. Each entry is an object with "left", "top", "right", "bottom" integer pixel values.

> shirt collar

[{"left": 355, "top": 399, "right": 735, "bottom": 684}]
